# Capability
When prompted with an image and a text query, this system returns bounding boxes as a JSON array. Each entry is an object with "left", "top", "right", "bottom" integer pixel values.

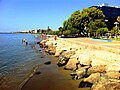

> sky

[{"left": 0, "top": 0, "right": 120, "bottom": 32}]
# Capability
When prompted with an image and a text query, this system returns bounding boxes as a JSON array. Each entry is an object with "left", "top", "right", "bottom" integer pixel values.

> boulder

[
  {"left": 78, "top": 80, "right": 93, "bottom": 88},
  {"left": 57, "top": 51, "right": 75, "bottom": 67},
  {"left": 91, "top": 77, "right": 120, "bottom": 90},
  {"left": 87, "top": 65, "right": 106, "bottom": 75},
  {"left": 105, "top": 63, "right": 120, "bottom": 72},
  {"left": 91, "top": 58, "right": 109, "bottom": 66},
  {"left": 83, "top": 73, "right": 100, "bottom": 84},
  {"left": 64, "top": 57, "right": 79, "bottom": 70},
  {"left": 105, "top": 72, "right": 120, "bottom": 79},
  {"left": 71, "top": 67, "right": 88, "bottom": 80},
  {"left": 78, "top": 51, "right": 94, "bottom": 66},
  {"left": 44, "top": 61, "right": 51, "bottom": 65}
]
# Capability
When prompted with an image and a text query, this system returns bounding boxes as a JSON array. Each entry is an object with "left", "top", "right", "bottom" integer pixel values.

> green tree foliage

[
  {"left": 96, "top": 28, "right": 108, "bottom": 35},
  {"left": 82, "top": 7, "right": 106, "bottom": 36},
  {"left": 63, "top": 30, "right": 71, "bottom": 36},
  {"left": 62, "top": 10, "right": 82, "bottom": 35},
  {"left": 61, "top": 7, "right": 107, "bottom": 37},
  {"left": 51, "top": 31, "right": 59, "bottom": 35},
  {"left": 111, "top": 26, "right": 120, "bottom": 36}
]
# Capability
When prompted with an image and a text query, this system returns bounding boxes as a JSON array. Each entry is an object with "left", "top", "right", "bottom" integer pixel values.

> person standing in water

[
  {"left": 22, "top": 38, "right": 25, "bottom": 44},
  {"left": 25, "top": 39, "right": 28, "bottom": 46}
]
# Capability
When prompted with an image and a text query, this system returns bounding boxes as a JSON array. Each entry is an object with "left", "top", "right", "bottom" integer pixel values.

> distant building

[
  {"left": 20, "top": 30, "right": 30, "bottom": 33},
  {"left": 31, "top": 29, "right": 42, "bottom": 34},
  {"left": 91, "top": 3, "right": 120, "bottom": 30}
]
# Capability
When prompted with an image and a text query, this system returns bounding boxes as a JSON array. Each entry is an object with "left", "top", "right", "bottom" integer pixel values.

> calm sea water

[{"left": 0, "top": 33, "right": 43, "bottom": 90}]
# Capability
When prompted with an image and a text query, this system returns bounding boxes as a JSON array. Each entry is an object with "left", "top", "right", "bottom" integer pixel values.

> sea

[{"left": 0, "top": 33, "right": 43, "bottom": 90}]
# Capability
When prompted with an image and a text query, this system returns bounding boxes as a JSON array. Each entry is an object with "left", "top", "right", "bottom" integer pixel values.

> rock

[
  {"left": 87, "top": 65, "right": 106, "bottom": 75},
  {"left": 36, "top": 41, "right": 40, "bottom": 44},
  {"left": 83, "top": 73, "right": 100, "bottom": 84},
  {"left": 64, "top": 57, "right": 79, "bottom": 70},
  {"left": 34, "top": 71, "right": 41, "bottom": 75},
  {"left": 91, "top": 77, "right": 120, "bottom": 90},
  {"left": 78, "top": 51, "right": 94, "bottom": 66},
  {"left": 105, "top": 72, "right": 120, "bottom": 79},
  {"left": 39, "top": 50, "right": 41, "bottom": 51},
  {"left": 78, "top": 80, "right": 93, "bottom": 88},
  {"left": 91, "top": 58, "right": 109, "bottom": 66},
  {"left": 55, "top": 50, "right": 66, "bottom": 57},
  {"left": 61, "top": 51, "right": 75, "bottom": 59},
  {"left": 44, "top": 61, "right": 51, "bottom": 65},
  {"left": 105, "top": 63, "right": 120, "bottom": 72},
  {"left": 57, "top": 51, "right": 75, "bottom": 67},
  {"left": 71, "top": 67, "right": 87, "bottom": 80}
]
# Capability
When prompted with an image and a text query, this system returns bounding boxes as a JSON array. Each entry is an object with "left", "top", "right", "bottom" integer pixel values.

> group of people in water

[
  {"left": 22, "top": 38, "right": 28, "bottom": 46},
  {"left": 22, "top": 35, "right": 57, "bottom": 49}
]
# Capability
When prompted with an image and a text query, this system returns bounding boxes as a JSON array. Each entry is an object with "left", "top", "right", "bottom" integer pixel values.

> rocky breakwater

[{"left": 40, "top": 37, "right": 120, "bottom": 90}]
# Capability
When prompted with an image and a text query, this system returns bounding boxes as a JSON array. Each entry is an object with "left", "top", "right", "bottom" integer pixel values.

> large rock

[
  {"left": 91, "top": 77, "right": 120, "bottom": 90},
  {"left": 105, "top": 63, "right": 120, "bottom": 72},
  {"left": 78, "top": 51, "right": 94, "bottom": 66},
  {"left": 87, "top": 65, "right": 106, "bottom": 75},
  {"left": 105, "top": 72, "right": 120, "bottom": 79},
  {"left": 71, "top": 66, "right": 88, "bottom": 80},
  {"left": 64, "top": 57, "right": 79, "bottom": 70},
  {"left": 57, "top": 50, "right": 75, "bottom": 67},
  {"left": 83, "top": 73, "right": 100, "bottom": 84}
]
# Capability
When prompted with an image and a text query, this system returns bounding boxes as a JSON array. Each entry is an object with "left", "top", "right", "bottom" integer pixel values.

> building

[
  {"left": 20, "top": 30, "right": 30, "bottom": 33},
  {"left": 31, "top": 29, "right": 42, "bottom": 34},
  {"left": 91, "top": 3, "right": 120, "bottom": 30}
]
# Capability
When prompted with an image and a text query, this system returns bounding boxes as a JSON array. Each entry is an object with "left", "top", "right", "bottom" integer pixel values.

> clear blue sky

[{"left": 0, "top": 0, "right": 120, "bottom": 32}]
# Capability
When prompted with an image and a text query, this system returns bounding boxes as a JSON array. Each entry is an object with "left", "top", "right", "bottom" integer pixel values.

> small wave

[{"left": 18, "top": 66, "right": 39, "bottom": 90}]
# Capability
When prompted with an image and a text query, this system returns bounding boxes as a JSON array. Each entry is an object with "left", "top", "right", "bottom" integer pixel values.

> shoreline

[
  {"left": 22, "top": 37, "right": 120, "bottom": 90},
  {"left": 21, "top": 53, "right": 87, "bottom": 90},
  {"left": 18, "top": 66, "right": 39, "bottom": 90}
]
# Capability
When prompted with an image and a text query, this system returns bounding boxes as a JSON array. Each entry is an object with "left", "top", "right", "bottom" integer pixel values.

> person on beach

[{"left": 54, "top": 35, "right": 57, "bottom": 40}]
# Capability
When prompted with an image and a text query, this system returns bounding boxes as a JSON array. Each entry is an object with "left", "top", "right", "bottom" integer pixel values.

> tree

[
  {"left": 60, "top": 7, "right": 106, "bottom": 37},
  {"left": 81, "top": 7, "right": 106, "bottom": 37},
  {"left": 62, "top": 10, "right": 82, "bottom": 35},
  {"left": 63, "top": 30, "right": 71, "bottom": 36},
  {"left": 96, "top": 28, "right": 108, "bottom": 36},
  {"left": 111, "top": 26, "right": 120, "bottom": 38},
  {"left": 47, "top": 26, "right": 52, "bottom": 34}
]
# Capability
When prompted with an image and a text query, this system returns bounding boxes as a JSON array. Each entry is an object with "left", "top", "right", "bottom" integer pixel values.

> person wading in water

[
  {"left": 25, "top": 39, "right": 28, "bottom": 46},
  {"left": 22, "top": 38, "right": 25, "bottom": 44}
]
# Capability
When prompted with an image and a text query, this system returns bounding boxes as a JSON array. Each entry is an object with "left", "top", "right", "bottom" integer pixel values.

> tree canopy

[{"left": 59, "top": 7, "right": 107, "bottom": 37}]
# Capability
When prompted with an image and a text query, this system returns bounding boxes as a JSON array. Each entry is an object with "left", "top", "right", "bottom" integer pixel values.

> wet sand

[{"left": 21, "top": 54, "right": 90, "bottom": 90}]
